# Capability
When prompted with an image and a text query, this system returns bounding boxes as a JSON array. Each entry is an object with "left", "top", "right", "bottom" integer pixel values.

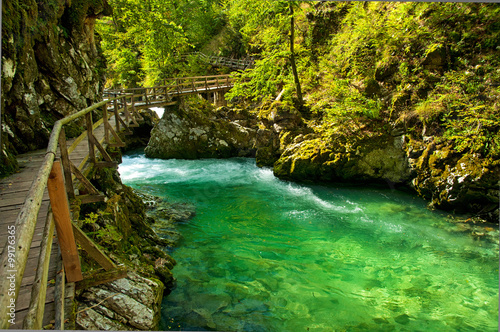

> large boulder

[
  {"left": 273, "top": 133, "right": 411, "bottom": 184},
  {"left": 145, "top": 100, "right": 257, "bottom": 159},
  {"left": 76, "top": 272, "right": 164, "bottom": 330},
  {"left": 407, "top": 137, "right": 499, "bottom": 222}
]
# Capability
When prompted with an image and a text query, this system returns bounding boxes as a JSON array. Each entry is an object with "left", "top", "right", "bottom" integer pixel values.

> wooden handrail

[
  {"left": 0, "top": 70, "right": 238, "bottom": 328},
  {"left": 0, "top": 94, "right": 131, "bottom": 329},
  {"left": 105, "top": 75, "right": 234, "bottom": 98}
]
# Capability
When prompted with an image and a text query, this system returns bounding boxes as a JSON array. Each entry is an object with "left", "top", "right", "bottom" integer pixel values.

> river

[{"left": 119, "top": 151, "right": 499, "bottom": 331}]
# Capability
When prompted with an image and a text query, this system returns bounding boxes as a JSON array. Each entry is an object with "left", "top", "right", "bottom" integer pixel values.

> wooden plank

[
  {"left": 85, "top": 113, "right": 95, "bottom": 164},
  {"left": 113, "top": 99, "right": 120, "bottom": 132},
  {"left": 23, "top": 210, "right": 55, "bottom": 329},
  {"left": 0, "top": 155, "right": 55, "bottom": 329},
  {"left": 75, "top": 194, "right": 106, "bottom": 204},
  {"left": 103, "top": 106, "right": 110, "bottom": 144},
  {"left": 89, "top": 134, "right": 113, "bottom": 163},
  {"left": 0, "top": 221, "right": 52, "bottom": 255},
  {"left": 66, "top": 117, "right": 105, "bottom": 155},
  {"left": 103, "top": 123, "right": 126, "bottom": 147},
  {"left": 0, "top": 192, "right": 50, "bottom": 208},
  {"left": 12, "top": 301, "right": 55, "bottom": 329},
  {"left": 116, "top": 115, "right": 132, "bottom": 135},
  {"left": 95, "top": 161, "right": 118, "bottom": 169},
  {"left": 47, "top": 161, "right": 83, "bottom": 283},
  {"left": 54, "top": 250, "right": 65, "bottom": 331},
  {"left": 72, "top": 224, "right": 116, "bottom": 271}
]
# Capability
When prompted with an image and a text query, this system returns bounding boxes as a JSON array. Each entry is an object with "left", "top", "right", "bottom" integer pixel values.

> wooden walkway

[
  {"left": 0, "top": 115, "right": 120, "bottom": 329},
  {"left": 0, "top": 74, "right": 236, "bottom": 330}
]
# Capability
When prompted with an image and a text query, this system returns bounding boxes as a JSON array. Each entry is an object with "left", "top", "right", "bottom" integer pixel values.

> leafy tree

[
  {"left": 97, "top": 0, "right": 224, "bottom": 88},
  {"left": 225, "top": 0, "right": 310, "bottom": 107}
]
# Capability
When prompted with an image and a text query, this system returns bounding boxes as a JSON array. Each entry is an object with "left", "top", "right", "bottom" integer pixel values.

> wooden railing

[
  {"left": 0, "top": 93, "right": 141, "bottom": 329},
  {"left": 0, "top": 74, "right": 237, "bottom": 329},
  {"left": 104, "top": 74, "right": 234, "bottom": 105}
]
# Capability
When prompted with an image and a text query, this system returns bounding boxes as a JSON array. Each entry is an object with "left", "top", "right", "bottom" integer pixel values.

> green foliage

[
  {"left": 436, "top": 71, "right": 500, "bottom": 158},
  {"left": 224, "top": 0, "right": 314, "bottom": 104},
  {"left": 97, "top": 0, "right": 225, "bottom": 87},
  {"left": 83, "top": 212, "right": 100, "bottom": 224},
  {"left": 96, "top": 225, "right": 123, "bottom": 246},
  {"left": 321, "top": 78, "right": 382, "bottom": 121},
  {"left": 227, "top": 49, "right": 289, "bottom": 102}
]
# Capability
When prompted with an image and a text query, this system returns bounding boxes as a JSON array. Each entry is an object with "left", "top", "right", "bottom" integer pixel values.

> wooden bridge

[
  {"left": 105, "top": 74, "right": 235, "bottom": 108},
  {"left": 0, "top": 74, "right": 234, "bottom": 329}
]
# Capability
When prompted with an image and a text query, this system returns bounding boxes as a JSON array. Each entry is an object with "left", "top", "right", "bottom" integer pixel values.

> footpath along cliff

[{"left": 1, "top": 1, "right": 178, "bottom": 329}]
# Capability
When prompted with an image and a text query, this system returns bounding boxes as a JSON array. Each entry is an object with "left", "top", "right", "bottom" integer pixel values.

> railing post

[
  {"left": 103, "top": 104, "right": 110, "bottom": 144},
  {"left": 47, "top": 160, "right": 83, "bottom": 283},
  {"left": 54, "top": 249, "right": 65, "bottom": 330},
  {"left": 123, "top": 96, "right": 130, "bottom": 126},
  {"left": 113, "top": 98, "right": 120, "bottom": 132},
  {"left": 23, "top": 210, "right": 55, "bottom": 329},
  {"left": 85, "top": 112, "right": 96, "bottom": 164},
  {"left": 58, "top": 127, "right": 75, "bottom": 200},
  {"left": 205, "top": 77, "right": 208, "bottom": 92},
  {"left": 176, "top": 78, "right": 180, "bottom": 95},
  {"left": 131, "top": 94, "right": 136, "bottom": 119},
  {"left": 144, "top": 89, "right": 149, "bottom": 105}
]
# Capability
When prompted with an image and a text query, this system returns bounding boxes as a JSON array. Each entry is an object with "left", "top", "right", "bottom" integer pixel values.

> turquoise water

[{"left": 119, "top": 152, "right": 499, "bottom": 332}]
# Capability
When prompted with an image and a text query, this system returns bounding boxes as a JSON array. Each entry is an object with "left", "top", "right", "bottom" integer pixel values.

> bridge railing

[
  {"left": 0, "top": 92, "right": 144, "bottom": 329},
  {"left": 104, "top": 74, "right": 235, "bottom": 107}
]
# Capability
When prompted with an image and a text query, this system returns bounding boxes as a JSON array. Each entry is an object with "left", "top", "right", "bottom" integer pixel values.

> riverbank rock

[
  {"left": 74, "top": 154, "right": 177, "bottom": 330},
  {"left": 147, "top": 201, "right": 196, "bottom": 248},
  {"left": 254, "top": 101, "right": 309, "bottom": 167},
  {"left": 273, "top": 133, "right": 411, "bottom": 184},
  {"left": 145, "top": 99, "right": 257, "bottom": 159},
  {"left": 406, "top": 137, "right": 499, "bottom": 222},
  {"left": 76, "top": 272, "right": 164, "bottom": 330}
]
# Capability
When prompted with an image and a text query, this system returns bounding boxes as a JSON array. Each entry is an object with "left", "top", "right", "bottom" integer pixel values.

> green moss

[{"left": 0, "top": 149, "right": 19, "bottom": 178}]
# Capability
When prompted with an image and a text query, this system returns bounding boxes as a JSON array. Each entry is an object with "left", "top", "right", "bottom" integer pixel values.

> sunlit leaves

[{"left": 97, "top": 0, "right": 223, "bottom": 87}]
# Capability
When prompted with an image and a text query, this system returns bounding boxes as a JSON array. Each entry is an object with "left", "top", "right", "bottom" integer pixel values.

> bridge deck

[{"left": 0, "top": 115, "right": 119, "bottom": 329}]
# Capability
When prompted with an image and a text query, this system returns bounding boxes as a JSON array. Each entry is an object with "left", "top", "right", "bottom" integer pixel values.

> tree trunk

[{"left": 289, "top": 4, "right": 303, "bottom": 107}]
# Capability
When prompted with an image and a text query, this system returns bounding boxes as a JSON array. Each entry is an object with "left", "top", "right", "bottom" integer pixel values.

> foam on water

[{"left": 119, "top": 153, "right": 499, "bottom": 332}]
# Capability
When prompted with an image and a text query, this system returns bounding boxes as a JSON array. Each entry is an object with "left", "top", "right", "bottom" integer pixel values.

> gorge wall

[
  {"left": 1, "top": 0, "right": 111, "bottom": 176},
  {"left": 1, "top": 2, "right": 177, "bottom": 329}
]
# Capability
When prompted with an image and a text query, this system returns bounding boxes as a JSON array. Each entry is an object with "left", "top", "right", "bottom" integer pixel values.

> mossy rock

[
  {"left": 0, "top": 148, "right": 19, "bottom": 178},
  {"left": 145, "top": 99, "right": 257, "bottom": 159},
  {"left": 273, "top": 134, "right": 411, "bottom": 184}
]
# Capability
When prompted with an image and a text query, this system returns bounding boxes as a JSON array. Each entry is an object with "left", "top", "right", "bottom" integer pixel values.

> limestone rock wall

[
  {"left": 76, "top": 273, "right": 164, "bottom": 330},
  {"left": 1, "top": 0, "right": 111, "bottom": 158},
  {"left": 145, "top": 100, "right": 257, "bottom": 159}
]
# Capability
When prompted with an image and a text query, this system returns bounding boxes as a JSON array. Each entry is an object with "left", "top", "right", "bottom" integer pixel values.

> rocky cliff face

[
  {"left": 145, "top": 99, "right": 258, "bottom": 159},
  {"left": 1, "top": 0, "right": 111, "bottom": 176}
]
